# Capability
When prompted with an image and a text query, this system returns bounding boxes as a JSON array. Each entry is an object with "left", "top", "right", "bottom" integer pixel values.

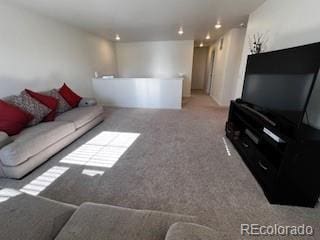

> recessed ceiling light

[
  {"left": 178, "top": 26, "right": 184, "bottom": 35},
  {"left": 205, "top": 33, "right": 211, "bottom": 40},
  {"left": 115, "top": 34, "right": 120, "bottom": 41},
  {"left": 200, "top": 42, "right": 204, "bottom": 47},
  {"left": 215, "top": 21, "right": 222, "bottom": 29}
]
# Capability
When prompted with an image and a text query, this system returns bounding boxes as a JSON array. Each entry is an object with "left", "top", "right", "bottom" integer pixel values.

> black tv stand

[
  {"left": 240, "top": 104, "right": 276, "bottom": 126},
  {"left": 226, "top": 100, "right": 320, "bottom": 207}
]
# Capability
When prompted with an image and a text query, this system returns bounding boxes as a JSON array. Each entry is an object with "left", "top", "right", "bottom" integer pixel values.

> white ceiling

[{"left": 6, "top": 0, "right": 265, "bottom": 43}]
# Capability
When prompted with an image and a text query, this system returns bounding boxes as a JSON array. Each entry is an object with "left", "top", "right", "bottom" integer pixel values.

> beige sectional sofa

[
  {"left": 0, "top": 104, "right": 104, "bottom": 179},
  {"left": 0, "top": 188, "right": 224, "bottom": 240}
]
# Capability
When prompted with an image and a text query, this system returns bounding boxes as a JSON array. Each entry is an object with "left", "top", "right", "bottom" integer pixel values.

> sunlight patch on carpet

[
  {"left": 222, "top": 137, "right": 231, "bottom": 156},
  {"left": 0, "top": 188, "right": 21, "bottom": 203},
  {"left": 60, "top": 131, "right": 140, "bottom": 168},
  {"left": 20, "top": 166, "right": 69, "bottom": 196},
  {"left": 82, "top": 169, "right": 104, "bottom": 176}
]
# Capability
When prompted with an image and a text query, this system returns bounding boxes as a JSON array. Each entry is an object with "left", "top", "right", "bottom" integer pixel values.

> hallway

[{"left": 183, "top": 90, "right": 220, "bottom": 109}]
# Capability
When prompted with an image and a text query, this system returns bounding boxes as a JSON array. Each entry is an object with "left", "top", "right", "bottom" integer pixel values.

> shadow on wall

[
  {"left": 0, "top": 74, "right": 64, "bottom": 98},
  {"left": 266, "top": 24, "right": 320, "bottom": 52}
]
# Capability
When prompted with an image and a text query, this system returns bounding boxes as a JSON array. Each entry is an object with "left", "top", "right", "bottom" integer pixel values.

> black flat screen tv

[{"left": 242, "top": 42, "right": 320, "bottom": 126}]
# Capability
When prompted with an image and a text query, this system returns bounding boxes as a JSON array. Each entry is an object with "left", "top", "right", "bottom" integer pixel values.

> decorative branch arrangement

[{"left": 249, "top": 33, "right": 266, "bottom": 54}]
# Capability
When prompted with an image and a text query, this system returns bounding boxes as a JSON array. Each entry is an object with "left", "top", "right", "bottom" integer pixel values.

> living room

[{"left": 0, "top": 0, "right": 320, "bottom": 239}]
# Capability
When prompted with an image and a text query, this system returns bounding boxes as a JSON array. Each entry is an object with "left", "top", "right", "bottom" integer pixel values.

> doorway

[{"left": 191, "top": 47, "right": 209, "bottom": 95}]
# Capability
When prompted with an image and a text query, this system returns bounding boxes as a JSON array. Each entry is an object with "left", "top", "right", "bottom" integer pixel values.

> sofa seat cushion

[
  {"left": 0, "top": 188, "right": 76, "bottom": 240},
  {"left": 55, "top": 106, "right": 104, "bottom": 129},
  {"left": 55, "top": 203, "right": 196, "bottom": 240},
  {"left": 0, "top": 121, "right": 75, "bottom": 167},
  {"left": 166, "top": 223, "right": 228, "bottom": 240}
]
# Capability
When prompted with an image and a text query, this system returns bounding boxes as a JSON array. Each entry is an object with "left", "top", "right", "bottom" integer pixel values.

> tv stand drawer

[
  {"left": 234, "top": 134, "right": 255, "bottom": 160},
  {"left": 252, "top": 151, "right": 277, "bottom": 187}
]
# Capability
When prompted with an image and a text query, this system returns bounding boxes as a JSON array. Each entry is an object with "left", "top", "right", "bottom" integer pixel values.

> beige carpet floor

[{"left": 1, "top": 93, "right": 319, "bottom": 239}]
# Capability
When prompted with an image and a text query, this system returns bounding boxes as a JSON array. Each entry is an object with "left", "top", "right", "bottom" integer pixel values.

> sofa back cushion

[
  {"left": 25, "top": 89, "right": 58, "bottom": 122},
  {"left": 0, "top": 100, "right": 33, "bottom": 136},
  {"left": 58, "top": 83, "right": 82, "bottom": 108},
  {"left": 0, "top": 188, "right": 76, "bottom": 240}
]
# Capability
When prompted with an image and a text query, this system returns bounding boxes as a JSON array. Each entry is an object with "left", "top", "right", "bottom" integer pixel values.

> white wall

[
  {"left": 116, "top": 41, "right": 194, "bottom": 97},
  {"left": 236, "top": 0, "right": 320, "bottom": 98},
  {"left": 0, "top": 2, "right": 118, "bottom": 98},
  {"left": 209, "top": 28, "right": 246, "bottom": 106},
  {"left": 191, "top": 47, "right": 208, "bottom": 90}
]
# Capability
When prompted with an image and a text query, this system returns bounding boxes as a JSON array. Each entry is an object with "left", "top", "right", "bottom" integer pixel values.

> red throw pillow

[
  {"left": 58, "top": 83, "right": 82, "bottom": 108},
  {"left": 25, "top": 89, "right": 58, "bottom": 121},
  {"left": 0, "top": 100, "right": 33, "bottom": 136}
]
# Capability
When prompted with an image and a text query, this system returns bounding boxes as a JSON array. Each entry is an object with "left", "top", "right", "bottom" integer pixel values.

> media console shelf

[{"left": 226, "top": 100, "right": 320, "bottom": 207}]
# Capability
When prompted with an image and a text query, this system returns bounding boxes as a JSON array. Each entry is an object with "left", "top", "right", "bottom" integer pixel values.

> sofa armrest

[
  {"left": 0, "top": 132, "right": 12, "bottom": 149},
  {"left": 0, "top": 188, "right": 77, "bottom": 240},
  {"left": 55, "top": 203, "right": 197, "bottom": 240},
  {"left": 78, "top": 98, "right": 97, "bottom": 107},
  {"left": 166, "top": 223, "right": 226, "bottom": 240}
]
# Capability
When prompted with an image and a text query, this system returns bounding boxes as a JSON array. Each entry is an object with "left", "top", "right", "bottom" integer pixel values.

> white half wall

[
  {"left": 236, "top": 0, "right": 320, "bottom": 98},
  {"left": 115, "top": 41, "right": 194, "bottom": 97},
  {"left": 0, "top": 2, "right": 118, "bottom": 98},
  {"left": 92, "top": 78, "right": 183, "bottom": 109}
]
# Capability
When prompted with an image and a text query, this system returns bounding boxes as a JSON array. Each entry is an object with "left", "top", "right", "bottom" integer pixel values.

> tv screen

[
  {"left": 242, "top": 42, "right": 320, "bottom": 125},
  {"left": 242, "top": 73, "right": 314, "bottom": 124}
]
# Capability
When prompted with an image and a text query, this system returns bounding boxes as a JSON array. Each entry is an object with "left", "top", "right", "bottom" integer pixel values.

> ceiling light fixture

[
  {"left": 215, "top": 21, "right": 222, "bottom": 29},
  {"left": 178, "top": 26, "right": 184, "bottom": 35},
  {"left": 115, "top": 34, "right": 120, "bottom": 41},
  {"left": 240, "top": 23, "right": 246, "bottom": 28},
  {"left": 205, "top": 33, "right": 211, "bottom": 40},
  {"left": 200, "top": 42, "right": 204, "bottom": 47}
]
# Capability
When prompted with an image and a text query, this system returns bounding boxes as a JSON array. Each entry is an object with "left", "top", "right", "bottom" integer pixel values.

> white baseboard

[{"left": 210, "top": 95, "right": 229, "bottom": 107}]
